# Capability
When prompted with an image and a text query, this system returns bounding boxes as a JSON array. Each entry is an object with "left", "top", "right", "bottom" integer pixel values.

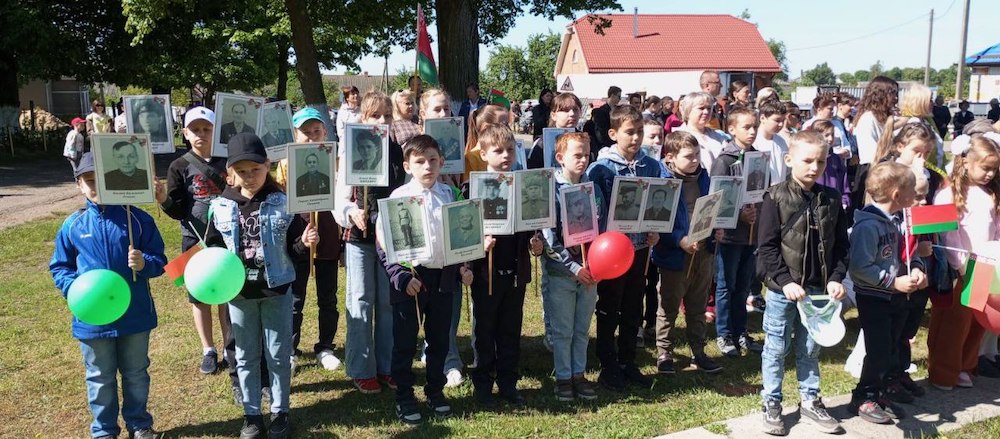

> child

[
  {"left": 155, "top": 107, "right": 236, "bottom": 375},
  {"left": 587, "top": 105, "right": 662, "bottom": 391},
  {"left": 528, "top": 92, "right": 582, "bottom": 168},
  {"left": 677, "top": 92, "right": 728, "bottom": 171},
  {"left": 651, "top": 131, "right": 722, "bottom": 374},
  {"left": 466, "top": 124, "right": 543, "bottom": 406},
  {"left": 375, "top": 134, "right": 474, "bottom": 425},
  {"left": 756, "top": 131, "right": 850, "bottom": 436},
  {"left": 333, "top": 92, "right": 407, "bottom": 394},
  {"left": 753, "top": 100, "right": 790, "bottom": 187},
  {"left": 852, "top": 122, "right": 935, "bottom": 211},
  {"left": 847, "top": 161, "right": 924, "bottom": 424},
  {"left": 50, "top": 153, "right": 166, "bottom": 439},
  {"left": 711, "top": 107, "right": 764, "bottom": 357},
  {"left": 810, "top": 120, "right": 851, "bottom": 209},
  {"left": 204, "top": 133, "right": 318, "bottom": 439},
  {"left": 541, "top": 131, "right": 603, "bottom": 401},
  {"left": 928, "top": 135, "right": 1000, "bottom": 390},
  {"left": 640, "top": 119, "right": 666, "bottom": 345},
  {"left": 64, "top": 117, "right": 87, "bottom": 171}
]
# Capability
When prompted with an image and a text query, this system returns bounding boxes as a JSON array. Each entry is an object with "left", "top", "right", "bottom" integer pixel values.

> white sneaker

[
  {"left": 316, "top": 350, "right": 342, "bottom": 371},
  {"left": 445, "top": 368, "right": 464, "bottom": 387},
  {"left": 957, "top": 371, "right": 974, "bottom": 388}
]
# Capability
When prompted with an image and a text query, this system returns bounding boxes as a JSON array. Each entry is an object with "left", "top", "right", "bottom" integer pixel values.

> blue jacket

[
  {"left": 651, "top": 167, "right": 710, "bottom": 271},
  {"left": 541, "top": 172, "right": 606, "bottom": 277},
  {"left": 50, "top": 201, "right": 166, "bottom": 340},
  {"left": 587, "top": 146, "right": 668, "bottom": 250},
  {"left": 210, "top": 190, "right": 297, "bottom": 288},
  {"left": 849, "top": 205, "right": 925, "bottom": 301}
]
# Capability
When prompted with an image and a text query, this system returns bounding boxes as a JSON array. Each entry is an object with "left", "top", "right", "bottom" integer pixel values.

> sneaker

[
  {"left": 635, "top": 328, "right": 645, "bottom": 348},
  {"left": 848, "top": 399, "right": 892, "bottom": 424},
  {"left": 692, "top": 354, "right": 724, "bottom": 374},
  {"left": 957, "top": 371, "right": 974, "bottom": 388},
  {"left": 498, "top": 387, "right": 526, "bottom": 406},
  {"left": 316, "top": 350, "right": 342, "bottom": 371},
  {"left": 445, "top": 368, "right": 464, "bottom": 387},
  {"left": 979, "top": 355, "right": 1000, "bottom": 378},
  {"left": 761, "top": 399, "right": 786, "bottom": 436},
  {"left": 554, "top": 379, "right": 575, "bottom": 401},
  {"left": 396, "top": 402, "right": 423, "bottom": 425},
  {"left": 129, "top": 428, "right": 157, "bottom": 439},
  {"left": 427, "top": 395, "right": 453, "bottom": 418},
  {"left": 749, "top": 295, "right": 767, "bottom": 313},
  {"left": 239, "top": 415, "right": 266, "bottom": 439},
  {"left": 353, "top": 377, "right": 382, "bottom": 394},
  {"left": 657, "top": 354, "right": 676, "bottom": 375},
  {"left": 899, "top": 374, "right": 926, "bottom": 397},
  {"left": 884, "top": 381, "right": 915, "bottom": 404},
  {"left": 200, "top": 351, "right": 218, "bottom": 374},
  {"left": 268, "top": 412, "right": 291, "bottom": 439},
  {"left": 572, "top": 374, "right": 598, "bottom": 400},
  {"left": 598, "top": 366, "right": 626, "bottom": 392},
  {"left": 231, "top": 385, "right": 243, "bottom": 407},
  {"left": 621, "top": 364, "right": 653, "bottom": 388},
  {"left": 717, "top": 336, "right": 739, "bottom": 358},
  {"left": 877, "top": 396, "right": 906, "bottom": 420},
  {"left": 739, "top": 333, "right": 764, "bottom": 354},
  {"left": 799, "top": 398, "right": 844, "bottom": 433},
  {"left": 378, "top": 374, "right": 397, "bottom": 390}
]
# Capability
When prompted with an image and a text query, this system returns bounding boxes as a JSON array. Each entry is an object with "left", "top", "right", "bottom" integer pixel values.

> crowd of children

[{"left": 50, "top": 77, "right": 1000, "bottom": 438}]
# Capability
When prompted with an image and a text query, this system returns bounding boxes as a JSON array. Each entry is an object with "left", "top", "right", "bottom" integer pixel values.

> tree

[
  {"left": 853, "top": 69, "right": 871, "bottom": 83},
  {"left": 767, "top": 39, "right": 788, "bottom": 81},
  {"left": 838, "top": 72, "right": 856, "bottom": 86},
  {"left": 801, "top": 63, "right": 836, "bottom": 86},
  {"left": 869, "top": 61, "right": 883, "bottom": 78},
  {"left": 481, "top": 33, "right": 560, "bottom": 102}
]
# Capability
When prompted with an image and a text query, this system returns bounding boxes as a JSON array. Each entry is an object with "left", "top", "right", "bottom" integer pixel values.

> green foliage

[
  {"left": 854, "top": 70, "right": 871, "bottom": 83},
  {"left": 481, "top": 32, "right": 560, "bottom": 102},
  {"left": 837, "top": 72, "right": 856, "bottom": 86},
  {"left": 801, "top": 62, "right": 837, "bottom": 86},
  {"left": 767, "top": 39, "right": 788, "bottom": 81}
]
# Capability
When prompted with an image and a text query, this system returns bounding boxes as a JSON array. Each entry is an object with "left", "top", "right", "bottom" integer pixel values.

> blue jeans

[
  {"left": 715, "top": 243, "right": 756, "bottom": 339},
  {"left": 229, "top": 293, "right": 293, "bottom": 415},
  {"left": 542, "top": 271, "right": 598, "bottom": 380},
  {"left": 344, "top": 242, "right": 394, "bottom": 378},
  {"left": 79, "top": 331, "right": 153, "bottom": 438},
  {"left": 761, "top": 289, "right": 821, "bottom": 403}
]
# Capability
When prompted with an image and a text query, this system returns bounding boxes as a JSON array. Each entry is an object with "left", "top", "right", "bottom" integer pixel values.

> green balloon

[
  {"left": 67, "top": 269, "right": 131, "bottom": 325},
  {"left": 184, "top": 247, "right": 246, "bottom": 305}
]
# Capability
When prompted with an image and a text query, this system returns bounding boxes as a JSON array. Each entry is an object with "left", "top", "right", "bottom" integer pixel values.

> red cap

[{"left": 71, "top": 117, "right": 86, "bottom": 126}]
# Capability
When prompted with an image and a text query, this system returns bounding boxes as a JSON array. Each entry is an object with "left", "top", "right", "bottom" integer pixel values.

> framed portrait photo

[
  {"left": 344, "top": 123, "right": 390, "bottom": 187},
  {"left": 378, "top": 195, "right": 433, "bottom": 264},
  {"left": 92, "top": 133, "right": 155, "bottom": 205},
  {"left": 213, "top": 92, "right": 265, "bottom": 158},
  {"left": 607, "top": 177, "right": 645, "bottom": 233},
  {"left": 560, "top": 182, "right": 600, "bottom": 248},
  {"left": 639, "top": 178, "right": 682, "bottom": 233},
  {"left": 286, "top": 143, "right": 336, "bottom": 214},
  {"left": 514, "top": 168, "right": 556, "bottom": 232},
  {"left": 259, "top": 101, "right": 295, "bottom": 159},
  {"left": 424, "top": 117, "right": 465, "bottom": 175},
  {"left": 741, "top": 151, "right": 771, "bottom": 203},
  {"left": 542, "top": 127, "right": 574, "bottom": 169},
  {"left": 442, "top": 199, "right": 486, "bottom": 265},
  {"left": 123, "top": 95, "right": 174, "bottom": 154},
  {"left": 709, "top": 176, "right": 745, "bottom": 229},
  {"left": 688, "top": 190, "right": 724, "bottom": 243},
  {"left": 469, "top": 171, "right": 515, "bottom": 235}
]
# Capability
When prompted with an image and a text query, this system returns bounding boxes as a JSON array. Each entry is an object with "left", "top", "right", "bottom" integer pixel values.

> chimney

[{"left": 632, "top": 7, "right": 638, "bottom": 38}]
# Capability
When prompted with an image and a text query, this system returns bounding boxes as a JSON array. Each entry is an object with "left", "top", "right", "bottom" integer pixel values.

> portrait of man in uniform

[
  {"left": 103, "top": 141, "right": 149, "bottom": 191},
  {"left": 520, "top": 175, "right": 549, "bottom": 220},
  {"left": 481, "top": 178, "right": 508, "bottom": 220},
  {"left": 296, "top": 152, "right": 330, "bottom": 196}
]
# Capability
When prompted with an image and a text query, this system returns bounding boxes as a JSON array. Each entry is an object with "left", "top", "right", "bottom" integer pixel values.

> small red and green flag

[
  {"left": 907, "top": 204, "right": 959, "bottom": 235},
  {"left": 960, "top": 254, "right": 1000, "bottom": 311},
  {"left": 488, "top": 88, "right": 511, "bottom": 109},
  {"left": 415, "top": 4, "right": 438, "bottom": 87},
  {"left": 164, "top": 244, "right": 202, "bottom": 287}
]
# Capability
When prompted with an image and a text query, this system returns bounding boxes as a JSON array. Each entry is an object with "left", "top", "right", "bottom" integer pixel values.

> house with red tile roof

[{"left": 555, "top": 13, "right": 782, "bottom": 100}]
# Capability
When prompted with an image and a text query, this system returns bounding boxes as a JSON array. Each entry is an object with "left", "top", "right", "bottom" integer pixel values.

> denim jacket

[
  {"left": 586, "top": 145, "right": 668, "bottom": 250},
  {"left": 210, "top": 191, "right": 296, "bottom": 288}
]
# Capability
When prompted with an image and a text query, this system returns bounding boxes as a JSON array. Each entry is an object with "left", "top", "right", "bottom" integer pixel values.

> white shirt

[
  {"left": 114, "top": 113, "right": 128, "bottom": 133},
  {"left": 753, "top": 134, "right": 789, "bottom": 186},
  {"left": 678, "top": 123, "right": 727, "bottom": 171},
  {"left": 335, "top": 105, "right": 360, "bottom": 145},
  {"left": 854, "top": 111, "right": 883, "bottom": 165},
  {"left": 381, "top": 179, "right": 455, "bottom": 269}
]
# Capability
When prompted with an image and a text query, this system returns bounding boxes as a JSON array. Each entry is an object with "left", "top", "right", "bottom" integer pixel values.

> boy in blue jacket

[{"left": 50, "top": 153, "right": 167, "bottom": 439}]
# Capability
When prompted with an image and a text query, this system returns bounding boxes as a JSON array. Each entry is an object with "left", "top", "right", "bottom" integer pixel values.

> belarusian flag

[
  {"left": 164, "top": 244, "right": 202, "bottom": 287},
  {"left": 960, "top": 254, "right": 1000, "bottom": 311},
  {"left": 488, "top": 88, "right": 511, "bottom": 109},
  {"left": 416, "top": 4, "right": 438, "bottom": 87},
  {"left": 907, "top": 204, "right": 959, "bottom": 235}
]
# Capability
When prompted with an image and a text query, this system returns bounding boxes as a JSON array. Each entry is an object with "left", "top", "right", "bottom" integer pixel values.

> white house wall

[{"left": 556, "top": 71, "right": 705, "bottom": 100}]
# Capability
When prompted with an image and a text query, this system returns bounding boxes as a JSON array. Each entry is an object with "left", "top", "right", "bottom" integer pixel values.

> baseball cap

[
  {"left": 226, "top": 133, "right": 268, "bottom": 167},
  {"left": 74, "top": 152, "right": 96, "bottom": 178},
  {"left": 184, "top": 106, "right": 216, "bottom": 128},
  {"left": 292, "top": 107, "right": 324, "bottom": 128},
  {"left": 71, "top": 117, "right": 86, "bottom": 126}
]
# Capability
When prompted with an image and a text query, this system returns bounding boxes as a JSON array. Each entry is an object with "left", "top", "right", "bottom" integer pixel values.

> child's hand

[
  {"left": 894, "top": 275, "right": 919, "bottom": 293},
  {"left": 127, "top": 245, "right": 145, "bottom": 272},
  {"left": 406, "top": 278, "right": 423, "bottom": 296},
  {"left": 576, "top": 267, "right": 596, "bottom": 285},
  {"left": 302, "top": 222, "right": 320, "bottom": 248},
  {"left": 714, "top": 229, "right": 725, "bottom": 242},
  {"left": 782, "top": 282, "right": 806, "bottom": 301},
  {"left": 705, "top": 310, "right": 716, "bottom": 323},
  {"left": 460, "top": 265, "right": 474, "bottom": 286},
  {"left": 911, "top": 268, "right": 928, "bottom": 289},
  {"left": 646, "top": 232, "right": 659, "bottom": 247},
  {"left": 826, "top": 281, "right": 847, "bottom": 301},
  {"left": 529, "top": 232, "right": 544, "bottom": 256},
  {"left": 349, "top": 208, "right": 368, "bottom": 232},
  {"left": 739, "top": 205, "right": 757, "bottom": 224},
  {"left": 154, "top": 180, "right": 167, "bottom": 204},
  {"left": 679, "top": 236, "right": 699, "bottom": 254},
  {"left": 917, "top": 241, "right": 933, "bottom": 257},
  {"left": 484, "top": 235, "right": 497, "bottom": 253}
]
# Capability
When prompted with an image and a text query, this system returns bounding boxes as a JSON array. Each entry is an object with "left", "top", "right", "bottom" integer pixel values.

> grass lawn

[{"left": 1, "top": 204, "right": 933, "bottom": 438}]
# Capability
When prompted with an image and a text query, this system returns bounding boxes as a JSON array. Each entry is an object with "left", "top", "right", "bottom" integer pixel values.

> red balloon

[
  {"left": 587, "top": 232, "right": 635, "bottom": 281},
  {"left": 972, "top": 294, "right": 1000, "bottom": 333}
]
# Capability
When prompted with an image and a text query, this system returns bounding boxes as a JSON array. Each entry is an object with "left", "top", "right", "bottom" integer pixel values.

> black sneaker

[
  {"left": 657, "top": 354, "right": 676, "bottom": 375},
  {"left": 231, "top": 385, "right": 243, "bottom": 407},
  {"left": 884, "top": 381, "right": 915, "bottom": 404},
  {"left": 799, "top": 398, "right": 844, "bottom": 433},
  {"left": 268, "top": 412, "right": 291, "bottom": 439},
  {"left": 761, "top": 399, "right": 786, "bottom": 436},
  {"left": 739, "top": 333, "right": 764, "bottom": 354},
  {"left": 396, "top": 402, "right": 423, "bottom": 425},
  {"left": 239, "top": 415, "right": 265, "bottom": 439},
  {"left": 877, "top": 396, "right": 906, "bottom": 420},
  {"left": 848, "top": 398, "right": 892, "bottom": 424},
  {"left": 129, "top": 428, "right": 157, "bottom": 439},
  {"left": 498, "top": 387, "right": 526, "bottom": 406},
  {"left": 899, "top": 374, "right": 926, "bottom": 397},
  {"left": 572, "top": 375, "right": 598, "bottom": 400},
  {"left": 621, "top": 364, "right": 654, "bottom": 388},
  {"left": 750, "top": 295, "right": 767, "bottom": 313},
  {"left": 427, "top": 394, "right": 453, "bottom": 418},
  {"left": 717, "top": 336, "right": 739, "bottom": 358},
  {"left": 979, "top": 355, "right": 1000, "bottom": 378},
  {"left": 200, "top": 351, "right": 219, "bottom": 374},
  {"left": 554, "top": 379, "right": 575, "bottom": 401},
  {"left": 598, "top": 367, "right": 626, "bottom": 392},
  {"left": 692, "top": 354, "right": 723, "bottom": 374}
]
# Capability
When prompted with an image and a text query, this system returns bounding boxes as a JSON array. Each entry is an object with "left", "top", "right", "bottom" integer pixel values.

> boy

[
  {"left": 847, "top": 161, "right": 925, "bottom": 424},
  {"left": 711, "top": 107, "right": 764, "bottom": 357},
  {"left": 466, "top": 124, "right": 543, "bottom": 406},
  {"left": 639, "top": 119, "right": 666, "bottom": 346},
  {"left": 756, "top": 131, "right": 850, "bottom": 435},
  {"left": 376, "top": 134, "right": 474, "bottom": 425},
  {"left": 587, "top": 105, "right": 662, "bottom": 391},
  {"left": 752, "top": 100, "right": 789, "bottom": 187},
  {"left": 64, "top": 117, "right": 87, "bottom": 171},
  {"left": 51, "top": 153, "right": 166, "bottom": 439},
  {"left": 652, "top": 131, "right": 722, "bottom": 374}
]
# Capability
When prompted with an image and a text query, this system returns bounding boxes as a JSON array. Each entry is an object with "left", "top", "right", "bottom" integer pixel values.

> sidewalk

[{"left": 656, "top": 376, "right": 1000, "bottom": 439}]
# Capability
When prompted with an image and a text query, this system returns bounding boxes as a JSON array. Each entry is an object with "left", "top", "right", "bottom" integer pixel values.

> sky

[{"left": 341, "top": 0, "right": 998, "bottom": 79}]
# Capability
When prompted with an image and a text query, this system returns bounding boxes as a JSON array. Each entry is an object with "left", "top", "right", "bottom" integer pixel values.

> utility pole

[
  {"left": 955, "top": 0, "right": 970, "bottom": 100},
  {"left": 924, "top": 9, "right": 933, "bottom": 86}
]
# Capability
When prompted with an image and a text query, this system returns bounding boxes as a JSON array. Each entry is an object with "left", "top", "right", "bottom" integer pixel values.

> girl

[
  {"left": 334, "top": 91, "right": 407, "bottom": 394},
  {"left": 777, "top": 101, "right": 801, "bottom": 144},
  {"left": 854, "top": 77, "right": 908, "bottom": 185},
  {"left": 390, "top": 89, "right": 420, "bottom": 146},
  {"left": 852, "top": 122, "right": 937, "bottom": 209},
  {"left": 463, "top": 104, "right": 511, "bottom": 180},
  {"left": 928, "top": 135, "right": 1000, "bottom": 390},
  {"left": 336, "top": 86, "right": 361, "bottom": 143},
  {"left": 727, "top": 80, "right": 751, "bottom": 111},
  {"left": 532, "top": 88, "right": 555, "bottom": 139},
  {"left": 528, "top": 92, "right": 582, "bottom": 168},
  {"left": 205, "top": 133, "right": 318, "bottom": 439},
  {"left": 677, "top": 92, "right": 727, "bottom": 171}
]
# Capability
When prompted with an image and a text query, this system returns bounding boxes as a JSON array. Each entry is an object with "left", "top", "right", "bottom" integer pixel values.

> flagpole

[{"left": 413, "top": 3, "right": 421, "bottom": 93}]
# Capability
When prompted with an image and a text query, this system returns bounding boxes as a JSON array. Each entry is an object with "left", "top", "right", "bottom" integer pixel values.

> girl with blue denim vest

[{"left": 204, "top": 133, "right": 318, "bottom": 439}]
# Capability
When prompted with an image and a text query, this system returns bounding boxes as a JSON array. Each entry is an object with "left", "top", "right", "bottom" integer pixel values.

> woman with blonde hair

[
  {"left": 390, "top": 89, "right": 420, "bottom": 146},
  {"left": 899, "top": 84, "right": 944, "bottom": 166},
  {"left": 677, "top": 92, "right": 728, "bottom": 170}
]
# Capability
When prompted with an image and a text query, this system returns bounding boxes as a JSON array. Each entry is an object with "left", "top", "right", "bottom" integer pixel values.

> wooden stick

[
  {"left": 643, "top": 245, "right": 651, "bottom": 276},
  {"left": 749, "top": 221, "right": 755, "bottom": 244},
  {"left": 309, "top": 212, "right": 317, "bottom": 280},
  {"left": 126, "top": 206, "right": 136, "bottom": 281},
  {"left": 410, "top": 266, "right": 424, "bottom": 331},
  {"left": 465, "top": 284, "right": 472, "bottom": 323},
  {"left": 488, "top": 249, "right": 493, "bottom": 296},
  {"left": 580, "top": 244, "right": 587, "bottom": 269},
  {"left": 686, "top": 248, "right": 697, "bottom": 279},
  {"left": 362, "top": 187, "right": 368, "bottom": 238}
]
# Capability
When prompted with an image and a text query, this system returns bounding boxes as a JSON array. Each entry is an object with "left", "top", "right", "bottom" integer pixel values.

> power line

[
  {"left": 933, "top": 0, "right": 958, "bottom": 21},
  {"left": 787, "top": 12, "right": 930, "bottom": 52}
]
